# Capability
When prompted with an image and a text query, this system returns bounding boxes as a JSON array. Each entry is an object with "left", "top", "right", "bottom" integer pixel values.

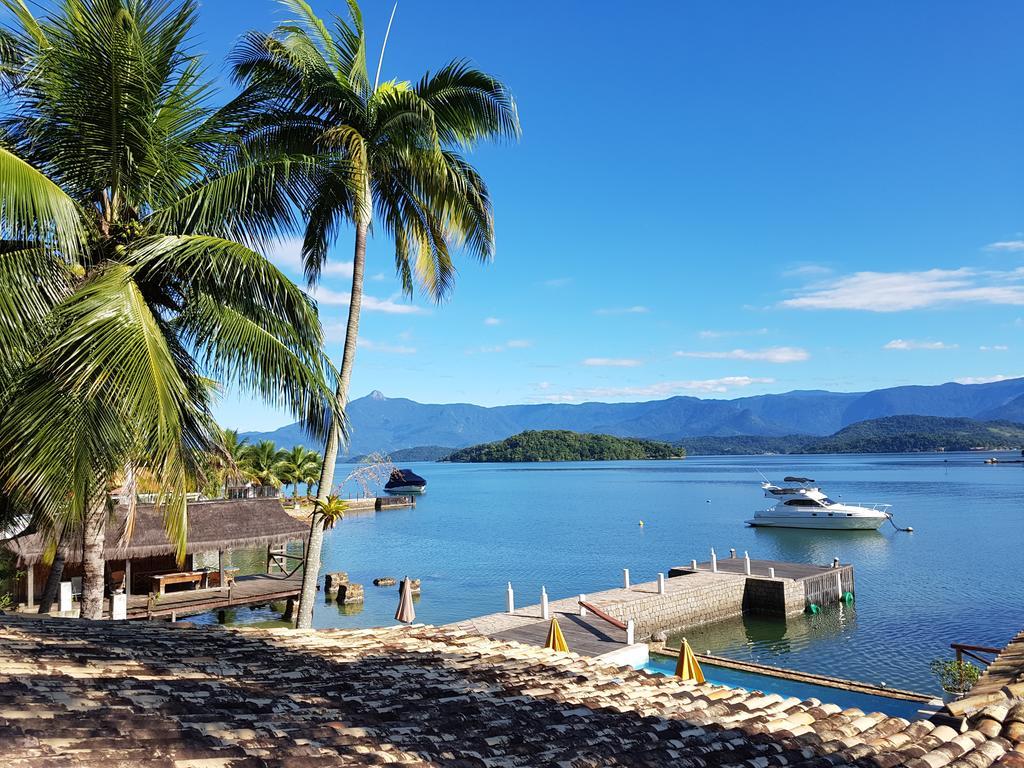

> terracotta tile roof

[
  {"left": 0, "top": 616, "right": 1020, "bottom": 767},
  {"left": 945, "top": 629, "right": 1024, "bottom": 747}
]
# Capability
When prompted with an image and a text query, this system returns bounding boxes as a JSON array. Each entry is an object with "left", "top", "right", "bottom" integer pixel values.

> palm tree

[
  {"left": 0, "top": 0, "right": 337, "bottom": 618},
  {"left": 233, "top": 0, "right": 519, "bottom": 627},
  {"left": 276, "top": 445, "right": 322, "bottom": 508},
  {"left": 242, "top": 441, "right": 287, "bottom": 497}
]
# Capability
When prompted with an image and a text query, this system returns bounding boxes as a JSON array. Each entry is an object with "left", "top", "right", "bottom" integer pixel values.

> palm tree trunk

[
  {"left": 36, "top": 545, "right": 66, "bottom": 614},
  {"left": 296, "top": 217, "right": 367, "bottom": 629},
  {"left": 80, "top": 500, "right": 107, "bottom": 619}
]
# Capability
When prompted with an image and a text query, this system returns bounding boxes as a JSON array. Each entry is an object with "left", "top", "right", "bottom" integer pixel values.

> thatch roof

[{"left": 3, "top": 498, "right": 308, "bottom": 566}]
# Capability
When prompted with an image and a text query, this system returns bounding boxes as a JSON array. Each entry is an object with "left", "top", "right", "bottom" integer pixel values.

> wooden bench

[{"left": 151, "top": 571, "right": 204, "bottom": 596}]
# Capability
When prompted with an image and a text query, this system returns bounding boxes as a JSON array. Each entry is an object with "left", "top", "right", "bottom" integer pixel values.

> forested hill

[
  {"left": 677, "top": 416, "right": 1024, "bottom": 455},
  {"left": 443, "top": 430, "right": 683, "bottom": 462}
]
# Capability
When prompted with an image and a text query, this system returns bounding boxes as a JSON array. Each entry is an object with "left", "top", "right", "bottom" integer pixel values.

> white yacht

[{"left": 747, "top": 476, "right": 891, "bottom": 530}]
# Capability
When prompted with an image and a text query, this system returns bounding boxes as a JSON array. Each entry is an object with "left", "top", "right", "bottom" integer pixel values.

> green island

[
  {"left": 443, "top": 430, "right": 684, "bottom": 462},
  {"left": 677, "top": 416, "right": 1024, "bottom": 455}
]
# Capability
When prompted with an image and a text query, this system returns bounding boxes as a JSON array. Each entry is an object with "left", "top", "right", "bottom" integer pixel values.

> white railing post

[
  {"left": 730, "top": 548, "right": 737, "bottom": 559},
  {"left": 579, "top": 594, "right": 587, "bottom": 617},
  {"left": 711, "top": 548, "right": 718, "bottom": 573},
  {"left": 506, "top": 582, "right": 515, "bottom": 614},
  {"left": 623, "top": 568, "right": 630, "bottom": 589},
  {"left": 541, "top": 586, "right": 549, "bottom": 620},
  {"left": 744, "top": 551, "right": 751, "bottom": 576},
  {"left": 768, "top": 567, "right": 776, "bottom": 579},
  {"left": 690, "top": 559, "right": 698, "bottom": 571},
  {"left": 835, "top": 570, "right": 843, "bottom": 601},
  {"left": 626, "top": 620, "right": 635, "bottom": 645},
  {"left": 657, "top": 573, "right": 666, "bottom": 595}
]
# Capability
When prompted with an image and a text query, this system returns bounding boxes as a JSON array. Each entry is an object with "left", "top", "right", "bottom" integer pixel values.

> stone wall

[{"left": 601, "top": 575, "right": 748, "bottom": 639}]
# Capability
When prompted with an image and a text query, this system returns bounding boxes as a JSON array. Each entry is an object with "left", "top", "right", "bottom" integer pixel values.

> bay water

[{"left": 216, "top": 452, "right": 1024, "bottom": 694}]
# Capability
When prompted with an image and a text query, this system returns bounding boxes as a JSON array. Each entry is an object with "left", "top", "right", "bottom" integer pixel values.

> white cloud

[
  {"left": 471, "top": 339, "right": 532, "bottom": 354},
  {"left": 543, "top": 277, "right": 572, "bottom": 288},
  {"left": 529, "top": 376, "right": 774, "bottom": 402},
  {"left": 267, "top": 237, "right": 354, "bottom": 278},
  {"left": 310, "top": 286, "right": 426, "bottom": 315},
  {"left": 582, "top": 357, "right": 643, "bottom": 367},
  {"left": 698, "top": 328, "right": 769, "bottom": 339},
  {"left": 674, "top": 346, "right": 810, "bottom": 363},
  {"left": 783, "top": 264, "right": 833, "bottom": 277},
  {"left": 955, "top": 374, "right": 1021, "bottom": 385},
  {"left": 980, "top": 345, "right": 1009, "bottom": 351},
  {"left": 781, "top": 268, "right": 1024, "bottom": 312},
  {"left": 506, "top": 339, "right": 532, "bottom": 348},
  {"left": 484, "top": 317, "right": 502, "bottom": 326},
  {"left": 595, "top": 306, "right": 650, "bottom": 315},
  {"left": 357, "top": 338, "right": 416, "bottom": 355},
  {"left": 985, "top": 240, "right": 1024, "bottom": 252},
  {"left": 883, "top": 339, "right": 958, "bottom": 351}
]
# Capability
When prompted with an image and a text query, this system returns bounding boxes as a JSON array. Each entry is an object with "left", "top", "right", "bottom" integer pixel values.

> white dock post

[
  {"left": 623, "top": 568, "right": 630, "bottom": 589},
  {"left": 506, "top": 582, "right": 515, "bottom": 614},
  {"left": 111, "top": 592, "right": 127, "bottom": 621},
  {"left": 730, "top": 548, "right": 737, "bottom": 559},
  {"left": 744, "top": 551, "right": 751, "bottom": 576},
  {"left": 541, "top": 586, "right": 549, "bottom": 620},
  {"left": 711, "top": 548, "right": 718, "bottom": 573},
  {"left": 690, "top": 559, "right": 698, "bottom": 571},
  {"left": 768, "top": 567, "right": 776, "bottom": 579},
  {"left": 657, "top": 573, "right": 666, "bottom": 595},
  {"left": 835, "top": 570, "right": 843, "bottom": 601},
  {"left": 58, "top": 581, "right": 72, "bottom": 614},
  {"left": 579, "top": 594, "right": 587, "bottom": 617},
  {"left": 626, "top": 619, "right": 635, "bottom": 645}
]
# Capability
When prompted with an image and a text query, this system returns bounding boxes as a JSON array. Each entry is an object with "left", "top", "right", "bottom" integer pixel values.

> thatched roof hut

[{"left": 3, "top": 498, "right": 308, "bottom": 567}]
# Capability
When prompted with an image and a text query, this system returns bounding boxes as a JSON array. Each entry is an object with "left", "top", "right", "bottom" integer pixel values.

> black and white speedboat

[{"left": 384, "top": 469, "right": 427, "bottom": 495}]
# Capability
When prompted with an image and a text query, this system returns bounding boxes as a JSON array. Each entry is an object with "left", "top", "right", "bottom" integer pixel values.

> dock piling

[
  {"left": 744, "top": 551, "right": 751, "bottom": 576},
  {"left": 657, "top": 573, "right": 666, "bottom": 595},
  {"left": 579, "top": 595, "right": 587, "bottom": 617},
  {"left": 711, "top": 548, "right": 718, "bottom": 573},
  {"left": 623, "top": 568, "right": 631, "bottom": 589},
  {"left": 835, "top": 570, "right": 843, "bottom": 601},
  {"left": 626, "top": 619, "right": 635, "bottom": 645},
  {"left": 730, "top": 548, "right": 737, "bottom": 559},
  {"left": 541, "top": 587, "right": 549, "bottom": 620},
  {"left": 506, "top": 582, "right": 515, "bottom": 614},
  {"left": 769, "top": 567, "right": 776, "bottom": 579},
  {"left": 690, "top": 559, "right": 698, "bottom": 570}
]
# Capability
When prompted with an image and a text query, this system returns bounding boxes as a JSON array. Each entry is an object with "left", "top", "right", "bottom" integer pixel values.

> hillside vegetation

[
  {"left": 444, "top": 430, "right": 682, "bottom": 462},
  {"left": 678, "top": 416, "right": 1024, "bottom": 455}
]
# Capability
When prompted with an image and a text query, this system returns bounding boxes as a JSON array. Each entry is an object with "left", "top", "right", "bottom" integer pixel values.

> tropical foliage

[
  {"left": 445, "top": 431, "right": 682, "bottom": 463},
  {"left": 232, "top": 0, "right": 519, "bottom": 627},
  {"left": 0, "top": 0, "right": 337, "bottom": 618}
]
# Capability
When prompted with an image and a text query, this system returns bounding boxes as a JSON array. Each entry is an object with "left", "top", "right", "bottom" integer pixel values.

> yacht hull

[{"left": 746, "top": 512, "right": 885, "bottom": 530}]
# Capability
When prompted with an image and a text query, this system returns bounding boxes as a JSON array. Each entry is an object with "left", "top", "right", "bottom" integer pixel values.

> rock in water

[{"left": 373, "top": 577, "right": 397, "bottom": 587}]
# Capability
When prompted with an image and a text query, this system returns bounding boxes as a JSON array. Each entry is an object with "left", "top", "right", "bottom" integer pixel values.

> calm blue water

[
  {"left": 218, "top": 452, "right": 1024, "bottom": 694},
  {"left": 643, "top": 653, "right": 925, "bottom": 719}
]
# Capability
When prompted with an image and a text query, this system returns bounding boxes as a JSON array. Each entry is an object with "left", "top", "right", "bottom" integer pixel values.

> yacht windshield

[{"left": 820, "top": 497, "right": 835, "bottom": 505}]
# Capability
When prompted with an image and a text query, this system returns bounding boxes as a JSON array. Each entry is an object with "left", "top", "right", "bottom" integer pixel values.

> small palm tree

[
  {"left": 0, "top": 0, "right": 337, "bottom": 618},
  {"left": 313, "top": 493, "right": 346, "bottom": 530},
  {"left": 233, "top": 0, "right": 519, "bottom": 628},
  {"left": 276, "top": 445, "right": 322, "bottom": 508},
  {"left": 242, "top": 441, "right": 287, "bottom": 497}
]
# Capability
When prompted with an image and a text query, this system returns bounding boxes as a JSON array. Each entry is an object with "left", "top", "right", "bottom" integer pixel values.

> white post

[
  {"left": 58, "top": 581, "right": 72, "bottom": 614},
  {"left": 506, "top": 582, "right": 515, "bottom": 614},
  {"left": 657, "top": 573, "right": 666, "bottom": 595},
  {"left": 835, "top": 570, "right": 843, "bottom": 601},
  {"left": 623, "top": 568, "right": 630, "bottom": 589},
  {"left": 690, "top": 559, "right": 698, "bottom": 571},
  {"left": 711, "top": 548, "right": 718, "bottom": 573},
  {"left": 579, "top": 594, "right": 587, "bottom": 617},
  {"left": 626, "top": 619, "right": 635, "bottom": 645},
  {"left": 541, "top": 586, "right": 549, "bottom": 620},
  {"left": 730, "top": 548, "right": 737, "bottom": 559},
  {"left": 769, "top": 567, "right": 776, "bottom": 579},
  {"left": 744, "top": 551, "right": 751, "bottom": 576},
  {"left": 111, "top": 592, "right": 127, "bottom": 621}
]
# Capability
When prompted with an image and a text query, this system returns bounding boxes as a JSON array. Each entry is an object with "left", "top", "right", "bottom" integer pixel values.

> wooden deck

[
  {"left": 489, "top": 610, "right": 625, "bottom": 656},
  {"left": 119, "top": 573, "right": 303, "bottom": 620}
]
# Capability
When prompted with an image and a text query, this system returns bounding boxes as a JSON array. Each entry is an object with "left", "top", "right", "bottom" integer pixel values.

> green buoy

[
  {"left": 842, "top": 591, "right": 854, "bottom": 603},
  {"left": 807, "top": 603, "right": 820, "bottom": 614}
]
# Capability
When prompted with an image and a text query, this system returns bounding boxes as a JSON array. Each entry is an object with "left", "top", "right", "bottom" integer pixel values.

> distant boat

[
  {"left": 384, "top": 469, "right": 427, "bottom": 495},
  {"left": 747, "top": 476, "right": 890, "bottom": 530}
]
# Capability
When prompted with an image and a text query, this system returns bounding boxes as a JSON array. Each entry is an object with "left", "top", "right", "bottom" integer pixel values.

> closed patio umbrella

[
  {"left": 395, "top": 576, "right": 416, "bottom": 624},
  {"left": 543, "top": 616, "right": 569, "bottom": 652},
  {"left": 674, "top": 638, "right": 705, "bottom": 683}
]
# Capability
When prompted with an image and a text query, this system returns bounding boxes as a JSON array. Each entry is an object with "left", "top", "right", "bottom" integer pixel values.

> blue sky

[{"left": 192, "top": 1, "right": 1024, "bottom": 430}]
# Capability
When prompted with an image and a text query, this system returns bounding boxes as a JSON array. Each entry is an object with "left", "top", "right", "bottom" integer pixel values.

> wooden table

[{"left": 151, "top": 571, "right": 205, "bottom": 596}]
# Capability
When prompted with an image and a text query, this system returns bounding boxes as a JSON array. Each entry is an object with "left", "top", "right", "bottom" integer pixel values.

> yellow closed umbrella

[
  {"left": 543, "top": 617, "right": 569, "bottom": 652},
  {"left": 674, "top": 638, "right": 705, "bottom": 683}
]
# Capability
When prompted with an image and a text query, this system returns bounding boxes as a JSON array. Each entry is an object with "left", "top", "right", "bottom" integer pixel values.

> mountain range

[{"left": 239, "top": 377, "right": 1024, "bottom": 456}]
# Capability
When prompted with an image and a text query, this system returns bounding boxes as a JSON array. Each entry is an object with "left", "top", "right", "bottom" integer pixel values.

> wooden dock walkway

[{"left": 119, "top": 573, "right": 303, "bottom": 620}]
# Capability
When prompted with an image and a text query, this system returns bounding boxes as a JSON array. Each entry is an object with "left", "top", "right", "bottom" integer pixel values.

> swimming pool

[{"left": 643, "top": 653, "right": 928, "bottom": 720}]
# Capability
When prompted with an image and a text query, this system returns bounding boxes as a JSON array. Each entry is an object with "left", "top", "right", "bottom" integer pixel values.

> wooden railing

[
  {"left": 578, "top": 600, "right": 627, "bottom": 631},
  {"left": 267, "top": 543, "right": 304, "bottom": 578},
  {"left": 951, "top": 642, "right": 1002, "bottom": 667}
]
